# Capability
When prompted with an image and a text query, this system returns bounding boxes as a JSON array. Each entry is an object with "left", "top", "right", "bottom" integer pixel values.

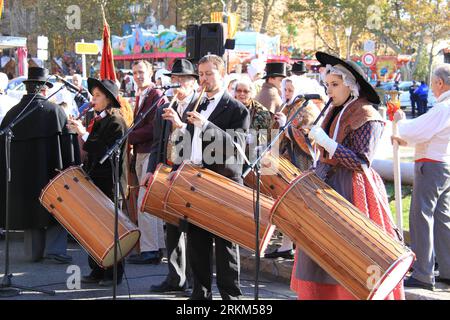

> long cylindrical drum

[
  {"left": 140, "top": 163, "right": 181, "bottom": 226},
  {"left": 165, "top": 161, "right": 276, "bottom": 253},
  {"left": 244, "top": 152, "right": 301, "bottom": 199},
  {"left": 40, "top": 166, "right": 140, "bottom": 268},
  {"left": 270, "top": 171, "right": 414, "bottom": 300}
]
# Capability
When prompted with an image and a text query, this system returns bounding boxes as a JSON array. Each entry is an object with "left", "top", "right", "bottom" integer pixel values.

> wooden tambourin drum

[
  {"left": 40, "top": 166, "right": 140, "bottom": 268},
  {"left": 244, "top": 152, "right": 301, "bottom": 199},
  {"left": 165, "top": 161, "right": 276, "bottom": 253},
  {"left": 140, "top": 163, "right": 181, "bottom": 226},
  {"left": 271, "top": 171, "right": 415, "bottom": 300}
]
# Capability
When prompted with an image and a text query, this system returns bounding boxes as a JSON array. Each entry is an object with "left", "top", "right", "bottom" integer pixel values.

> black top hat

[
  {"left": 292, "top": 61, "right": 308, "bottom": 74},
  {"left": 164, "top": 59, "right": 198, "bottom": 78},
  {"left": 87, "top": 78, "right": 121, "bottom": 109},
  {"left": 262, "top": 62, "right": 287, "bottom": 79},
  {"left": 23, "top": 67, "right": 54, "bottom": 88},
  {"left": 316, "top": 52, "right": 380, "bottom": 104}
]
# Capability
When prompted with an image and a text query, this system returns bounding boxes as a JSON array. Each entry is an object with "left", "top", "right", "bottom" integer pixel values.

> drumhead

[
  {"left": 102, "top": 230, "right": 141, "bottom": 268},
  {"left": 368, "top": 251, "right": 415, "bottom": 300},
  {"left": 39, "top": 166, "right": 85, "bottom": 202}
]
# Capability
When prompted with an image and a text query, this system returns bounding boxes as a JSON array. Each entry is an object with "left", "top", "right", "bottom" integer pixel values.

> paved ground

[
  {"left": 241, "top": 235, "right": 450, "bottom": 301},
  {"left": 2, "top": 232, "right": 449, "bottom": 300},
  {"left": 0, "top": 234, "right": 295, "bottom": 300}
]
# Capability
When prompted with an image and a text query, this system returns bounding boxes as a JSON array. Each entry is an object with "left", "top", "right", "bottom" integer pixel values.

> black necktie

[{"left": 197, "top": 97, "right": 214, "bottom": 112}]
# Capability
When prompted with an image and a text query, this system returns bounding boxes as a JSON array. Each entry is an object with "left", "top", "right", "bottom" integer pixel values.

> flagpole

[
  {"left": 101, "top": 4, "right": 106, "bottom": 24},
  {"left": 100, "top": 2, "right": 119, "bottom": 300}
]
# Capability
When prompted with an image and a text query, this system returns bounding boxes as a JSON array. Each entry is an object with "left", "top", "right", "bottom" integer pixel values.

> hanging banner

[
  {"left": 111, "top": 26, "right": 186, "bottom": 57},
  {"left": 211, "top": 12, "right": 223, "bottom": 23}
]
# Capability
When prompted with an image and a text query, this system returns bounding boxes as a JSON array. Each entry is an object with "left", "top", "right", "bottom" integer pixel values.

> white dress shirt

[
  {"left": 136, "top": 86, "right": 152, "bottom": 112},
  {"left": 190, "top": 90, "right": 225, "bottom": 164},
  {"left": 174, "top": 89, "right": 226, "bottom": 164},
  {"left": 397, "top": 90, "right": 450, "bottom": 162},
  {"left": 176, "top": 91, "right": 195, "bottom": 116}
]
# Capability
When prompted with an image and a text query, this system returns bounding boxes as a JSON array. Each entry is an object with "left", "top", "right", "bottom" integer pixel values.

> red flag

[{"left": 100, "top": 14, "right": 117, "bottom": 81}]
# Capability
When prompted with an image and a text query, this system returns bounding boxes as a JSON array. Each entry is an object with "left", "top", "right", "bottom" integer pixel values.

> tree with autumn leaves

[
  {"left": 1, "top": 0, "right": 447, "bottom": 81},
  {"left": 286, "top": 0, "right": 449, "bottom": 80}
]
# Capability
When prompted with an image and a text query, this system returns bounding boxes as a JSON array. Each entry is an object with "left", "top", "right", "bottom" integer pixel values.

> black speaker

[
  {"left": 199, "top": 23, "right": 227, "bottom": 58},
  {"left": 186, "top": 24, "right": 200, "bottom": 61},
  {"left": 224, "top": 39, "right": 235, "bottom": 50}
]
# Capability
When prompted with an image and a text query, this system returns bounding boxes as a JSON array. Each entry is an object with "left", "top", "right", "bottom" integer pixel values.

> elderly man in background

[
  {"left": 233, "top": 78, "right": 272, "bottom": 161},
  {"left": 393, "top": 64, "right": 450, "bottom": 291},
  {"left": 71, "top": 74, "right": 90, "bottom": 109},
  {"left": 255, "top": 62, "right": 287, "bottom": 114}
]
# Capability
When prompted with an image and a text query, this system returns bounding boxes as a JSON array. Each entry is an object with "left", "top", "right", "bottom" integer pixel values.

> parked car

[
  {"left": 6, "top": 75, "right": 88, "bottom": 102},
  {"left": 397, "top": 81, "right": 436, "bottom": 109},
  {"left": 6, "top": 75, "right": 58, "bottom": 101}
]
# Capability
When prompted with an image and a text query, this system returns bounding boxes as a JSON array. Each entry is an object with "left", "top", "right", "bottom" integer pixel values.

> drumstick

[{"left": 192, "top": 87, "right": 206, "bottom": 113}]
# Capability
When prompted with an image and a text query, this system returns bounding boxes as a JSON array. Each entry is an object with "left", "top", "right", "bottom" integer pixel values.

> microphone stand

[
  {"left": 0, "top": 84, "right": 69, "bottom": 297},
  {"left": 242, "top": 98, "right": 311, "bottom": 300},
  {"left": 98, "top": 89, "right": 169, "bottom": 300}
]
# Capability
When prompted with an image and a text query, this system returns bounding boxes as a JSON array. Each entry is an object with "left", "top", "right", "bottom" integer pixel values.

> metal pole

[{"left": 81, "top": 39, "right": 87, "bottom": 78}]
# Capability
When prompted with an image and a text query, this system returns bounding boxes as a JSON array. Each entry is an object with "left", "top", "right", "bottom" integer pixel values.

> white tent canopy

[{"left": 0, "top": 36, "right": 27, "bottom": 49}]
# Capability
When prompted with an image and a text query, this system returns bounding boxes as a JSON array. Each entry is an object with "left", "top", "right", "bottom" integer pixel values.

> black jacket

[
  {"left": 83, "top": 110, "right": 127, "bottom": 180},
  {"left": 0, "top": 94, "right": 80, "bottom": 229},
  {"left": 178, "top": 92, "right": 250, "bottom": 183}
]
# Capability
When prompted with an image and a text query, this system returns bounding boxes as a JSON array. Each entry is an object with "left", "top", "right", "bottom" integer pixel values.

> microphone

[
  {"left": 154, "top": 83, "right": 181, "bottom": 90},
  {"left": 76, "top": 102, "right": 94, "bottom": 120},
  {"left": 55, "top": 75, "right": 84, "bottom": 93},
  {"left": 294, "top": 94, "right": 322, "bottom": 101}
]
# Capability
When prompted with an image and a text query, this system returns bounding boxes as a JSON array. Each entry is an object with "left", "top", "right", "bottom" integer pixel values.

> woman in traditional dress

[
  {"left": 67, "top": 78, "right": 127, "bottom": 287},
  {"left": 290, "top": 52, "right": 405, "bottom": 300}
]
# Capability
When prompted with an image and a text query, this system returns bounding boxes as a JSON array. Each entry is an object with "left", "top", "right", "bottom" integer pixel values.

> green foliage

[{"left": 412, "top": 47, "right": 430, "bottom": 82}]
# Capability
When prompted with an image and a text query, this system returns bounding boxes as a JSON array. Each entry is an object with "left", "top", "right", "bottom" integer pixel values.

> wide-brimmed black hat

[
  {"left": 262, "top": 62, "right": 287, "bottom": 79},
  {"left": 23, "top": 67, "right": 54, "bottom": 88},
  {"left": 87, "top": 78, "right": 121, "bottom": 109},
  {"left": 316, "top": 51, "right": 380, "bottom": 104},
  {"left": 164, "top": 59, "right": 198, "bottom": 78},
  {"left": 292, "top": 61, "right": 308, "bottom": 74}
]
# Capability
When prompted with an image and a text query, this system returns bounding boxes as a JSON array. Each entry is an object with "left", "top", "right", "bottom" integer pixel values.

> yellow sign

[{"left": 75, "top": 42, "right": 99, "bottom": 55}]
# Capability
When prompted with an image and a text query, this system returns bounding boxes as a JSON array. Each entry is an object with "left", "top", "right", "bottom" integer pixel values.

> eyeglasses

[{"left": 236, "top": 89, "right": 250, "bottom": 94}]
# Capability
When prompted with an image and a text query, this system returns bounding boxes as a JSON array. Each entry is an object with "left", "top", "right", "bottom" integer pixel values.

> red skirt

[{"left": 290, "top": 169, "right": 406, "bottom": 300}]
